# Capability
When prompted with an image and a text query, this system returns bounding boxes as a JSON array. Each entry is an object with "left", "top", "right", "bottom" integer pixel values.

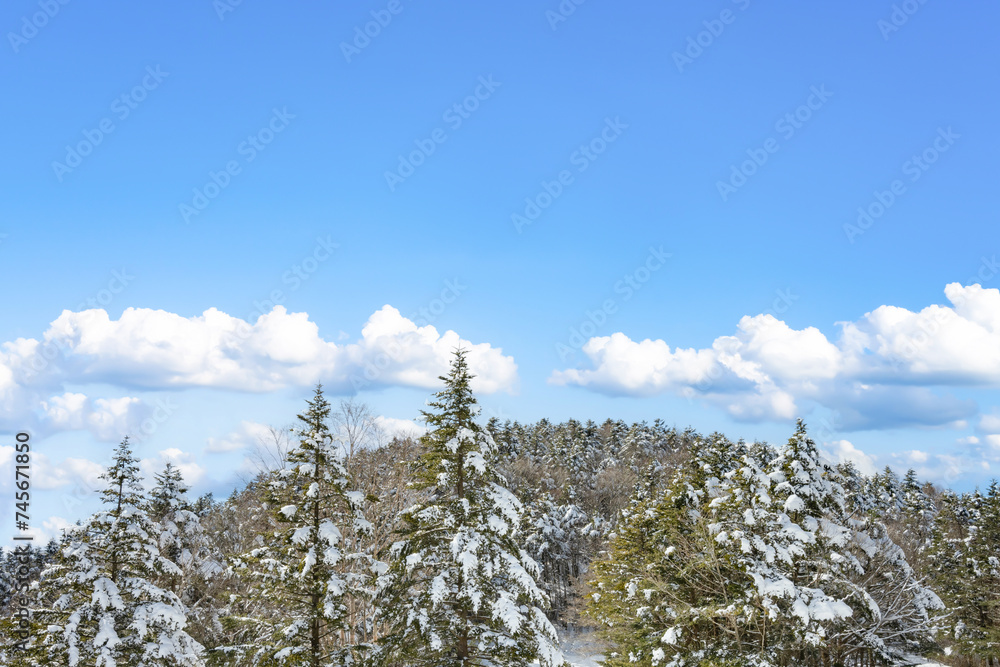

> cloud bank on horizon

[
  {"left": 0, "top": 303, "right": 518, "bottom": 438},
  {"left": 553, "top": 283, "right": 1000, "bottom": 432},
  {"left": 3, "top": 283, "right": 1000, "bottom": 545},
  {"left": 2, "top": 284, "right": 1000, "bottom": 441}
]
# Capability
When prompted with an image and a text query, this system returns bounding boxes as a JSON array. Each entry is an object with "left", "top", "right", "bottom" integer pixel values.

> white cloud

[
  {"left": 33, "top": 452, "right": 105, "bottom": 491},
  {"left": 40, "top": 516, "right": 77, "bottom": 542},
  {"left": 552, "top": 283, "right": 992, "bottom": 430},
  {"left": 821, "top": 439, "right": 877, "bottom": 476},
  {"left": 0, "top": 304, "right": 518, "bottom": 436},
  {"left": 11, "top": 515, "right": 79, "bottom": 546},
  {"left": 11, "top": 304, "right": 517, "bottom": 393},
  {"left": 901, "top": 449, "right": 930, "bottom": 464},
  {"left": 42, "top": 392, "right": 150, "bottom": 441},
  {"left": 205, "top": 420, "right": 274, "bottom": 454},
  {"left": 140, "top": 448, "right": 205, "bottom": 488},
  {"left": 979, "top": 414, "right": 1000, "bottom": 433},
  {"left": 375, "top": 415, "right": 426, "bottom": 439}
]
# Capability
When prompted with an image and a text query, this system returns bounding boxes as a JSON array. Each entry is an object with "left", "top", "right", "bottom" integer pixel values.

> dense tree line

[{"left": 1, "top": 351, "right": 998, "bottom": 665}]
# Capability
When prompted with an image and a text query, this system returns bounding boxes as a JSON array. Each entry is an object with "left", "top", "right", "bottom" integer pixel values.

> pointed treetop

[
  {"left": 421, "top": 348, "right": 479, "bottom": 430},
  {"left": 295, "top": 382, "right": 333, "bottom": 439},
  {"left": 99, "top": 436, "right": 145, "bottom": 510},
  {"left": 149, "top": 462, "right": 190, "bottom": 519}
]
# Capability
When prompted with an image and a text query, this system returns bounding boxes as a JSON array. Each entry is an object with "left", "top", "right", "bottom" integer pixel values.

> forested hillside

[{"left": 2, "top": 351, "right": 998, "bottom": 666}]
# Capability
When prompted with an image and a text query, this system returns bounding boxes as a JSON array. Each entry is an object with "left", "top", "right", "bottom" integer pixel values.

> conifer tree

[
  {"left": 377, "top": 349, "right": 563, "bottom": 667},
  {"left": 929, "top": 485, "right": 1000, "bottom": 660},
  {"left": 587, "top": 421, "right": 941, "bottom": 666},
  {"left": 147, "top": 463, "right": 223, "bottom": 654},
  {"left": 229, "top": 384, "right": 380, "bottom": 666},
  {"left": 15, "top": 437, "right": 205, "bottom": 666}
]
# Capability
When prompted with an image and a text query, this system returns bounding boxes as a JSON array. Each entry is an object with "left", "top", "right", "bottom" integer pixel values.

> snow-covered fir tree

[
  {"left": 521, "top": 494, "right": 597, "bottom": 623},
  {"left": 376, "top": 349, "right": 563, "bottom": 667},
  {"left": 148, "top": 463, "right": 223, "bottom": 589},
  {"left": 228, "top": 385, "right": 381, "bottom": 667},
  {"left": 14, "top": 437, "right": 205, "bottom": 666},
  {"left": 587, "top": 426, "right": 751, "bottom": 666},
  {"left": 5, "top": 402, "right": 996, "bottom": 666},
  {"left": 928, "top": 484, "right": 1000, "bottom": 660},
  {"left": 146, "top": 463, "right": 224, "bottom": 655},
  {"left": 587, "top": 421, "right": 942, "bottom": 667}
]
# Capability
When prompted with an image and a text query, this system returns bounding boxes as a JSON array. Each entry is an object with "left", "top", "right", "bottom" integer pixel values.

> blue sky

[{"left": 2, "top": 0, "right": 999, "bottom": 545}]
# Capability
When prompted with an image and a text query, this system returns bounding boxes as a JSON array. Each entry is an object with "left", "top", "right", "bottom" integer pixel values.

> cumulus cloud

[
  {"left": 205, "top": 420, "right": 275, "bottom": 454},
  {"left": 140, "top": 448, "right": 206, "bottom": 488},
  {"left": 375, "top": 415, "right": 426, "bottom": 439},
  {"left": 821, "top": 439, "right": 878, "bottom": 477},
  {"left": 41, "top": 392, "right": 151, "bottom": 441},
  {"left": 0, "top": 304, "right": 518, "bottom": 436},
  {"left": 552, "top": 283, "right": 994, "bottom": 430},
  {"left": 972, "top": 410, "right": 1000, "bottom": 465},
  {"left": 979, "top": 414, "right": 1000, "bottom": 433},
  {"left": 0, "top": 443, "right": 103, "bottom": 494},
  {"left": 8, "top": 304, "right": 516, "bottom": 393},
  {"left": 33, "top": 453, "right": 106, "bottom": 492},
  {"left": 13, "top": 516, "right": 79, "bottom": 546}
]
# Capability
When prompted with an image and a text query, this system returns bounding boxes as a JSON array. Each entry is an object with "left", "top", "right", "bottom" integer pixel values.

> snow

[
  {"left": 783, "top": 494, "right": 805, "bottom": 512},
  {"left": 301, "top": 546, "right": 317, "bottom": 575},
  {"left": 318, "top": 519, "right": 342, "bottom": 546},
  {"left": 429, "top": 572, "right": 448, "bottom": 606},
  {"left": 91, "top": 577, "right": 124, "bottom": 611},
  {"left": 94, "top": 613, "right": 121, "bottom": 662},
  {"left": 491, "top": 591, "right": 523, "bottom": 634},
  {"left": 466, "top": 449, "right": 487, "bottom": 474},
  {"left": 552, "top": 631, "right": 604, "bottom": 667},
  {"left": 900, "top": 656, "right": 946, "bottom": 667}
]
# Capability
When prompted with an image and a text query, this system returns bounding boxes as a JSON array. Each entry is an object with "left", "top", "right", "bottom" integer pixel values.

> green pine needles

[{"left": 376, "top": 349, "right": 564, "bottom": 667}]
